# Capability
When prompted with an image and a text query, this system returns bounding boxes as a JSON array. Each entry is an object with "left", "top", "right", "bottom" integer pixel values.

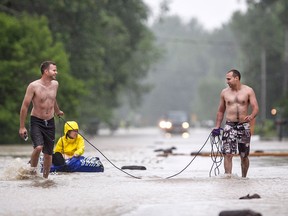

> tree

[
  {"left": 0, "top": 12, "right": 83, "bottom": 143},
  {"left": 1, "top": 0, "right": 159, "bottom": 127},
  {"left": 138, "top": 16, "right": 240, "bottom": 125},
  {"left": 255, "top": 0, "right": 288, "bottom": 117},
  {"left": 230, "top": 2, "right": 284, "bottom": 121},
  {"left": 195, "top": 77, "right": 224, "bottom": 121}
]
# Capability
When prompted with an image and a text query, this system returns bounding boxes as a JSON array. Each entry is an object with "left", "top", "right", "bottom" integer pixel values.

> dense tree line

[
  {"left": 231, "top": 0, "right": 288, "bottom": 120},
  {"left": 0, "top": 0, "right": 158, "bottom": 143},
  {"left": 1, "top": 0, "right": 288, "bottom": 143},
  {"left": 0, "top": 12, "right": 83, "bottom": 143},
  {"left": 228, "top": 0, "right": 288, "bottom": 136},
  {"left": 138, "top": 16, "right": 240, "bottom": 125},
  {"left": 139, "top": 0, "right": 288, "bottom": 134}
]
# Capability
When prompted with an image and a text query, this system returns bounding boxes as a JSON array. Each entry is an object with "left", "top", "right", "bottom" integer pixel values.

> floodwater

[{"left": 0, "top": 127, "right": 288, "bottom": 216}]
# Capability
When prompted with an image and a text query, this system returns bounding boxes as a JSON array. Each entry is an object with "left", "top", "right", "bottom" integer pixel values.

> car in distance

[{"left": 158, "top": 111, "right": 190, "bottom": 134}]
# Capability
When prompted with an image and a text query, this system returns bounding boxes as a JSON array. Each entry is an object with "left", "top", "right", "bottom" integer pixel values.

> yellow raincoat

[{"left": 54, "top": 121, "right": 85, "bottom": 157}]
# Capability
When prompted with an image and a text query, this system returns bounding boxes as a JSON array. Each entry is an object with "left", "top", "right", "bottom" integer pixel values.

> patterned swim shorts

[{"left": 221, "top": 121, "right": 251, "bottom": 158}]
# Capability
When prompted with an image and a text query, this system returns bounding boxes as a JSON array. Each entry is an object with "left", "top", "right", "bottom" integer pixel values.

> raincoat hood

[
  {"left": 64, "top": 121, "right": 79, "bottom": 135},
  {"left": 54, "top": 121, "right": 84, "bottom": 157}
]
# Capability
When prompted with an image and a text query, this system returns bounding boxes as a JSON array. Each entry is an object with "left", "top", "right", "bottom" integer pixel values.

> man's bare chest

[
  {"left": 225, "top": 92, "right": 248, "bottom": 106},
  {"left": 34, "top": 85, "right": 57, "bottom": 103}
]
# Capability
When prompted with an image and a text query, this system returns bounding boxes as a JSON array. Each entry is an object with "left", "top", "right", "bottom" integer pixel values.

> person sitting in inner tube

[{"left": 53, "top": 121, "right": 84, "bottom": 166}]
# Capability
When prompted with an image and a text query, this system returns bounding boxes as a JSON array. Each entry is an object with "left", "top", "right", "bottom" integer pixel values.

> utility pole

[
  {"left": 261, "top": 47, "right": 266, "bottom": 121},
  {"left": 283, "top": 26, "right": 288, "bottom": 97}
]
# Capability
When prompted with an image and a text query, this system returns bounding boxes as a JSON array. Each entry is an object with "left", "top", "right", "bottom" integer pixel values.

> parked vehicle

[{"left": 158, "top": 111, "right": 190, "bottom": 134}]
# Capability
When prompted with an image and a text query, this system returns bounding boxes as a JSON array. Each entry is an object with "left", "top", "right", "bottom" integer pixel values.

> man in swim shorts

[
  {"left": 214, "top": 69, "right": 259, "bottom": 177},
  {"left": 19, "top": 61, "right": 64, "bottom": 179}
]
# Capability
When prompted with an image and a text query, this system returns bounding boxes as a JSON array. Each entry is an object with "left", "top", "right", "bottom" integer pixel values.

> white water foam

[{"left": 1, "top": 157, "right": 41, "bottom": 180}]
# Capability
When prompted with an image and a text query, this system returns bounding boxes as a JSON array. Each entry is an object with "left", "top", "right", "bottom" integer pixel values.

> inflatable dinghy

[{"left": 40, "top": 156, "right": 104, "bottom": 172}]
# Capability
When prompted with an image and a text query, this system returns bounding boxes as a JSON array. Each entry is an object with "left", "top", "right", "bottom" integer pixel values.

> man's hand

[
  {"left": 244, "top": 115, "right": 253, "bottom": 122},
  {"left": 56, "top": 110, "right": 64, "bottom": 116},
  {"left": 211, "top": 128, "right": 222, "bottom": 137},
  {"left": 19, "top": 127, "right": 28, "bottom": 141}
]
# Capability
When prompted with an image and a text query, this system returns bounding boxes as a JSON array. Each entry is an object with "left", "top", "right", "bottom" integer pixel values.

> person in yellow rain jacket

[{"left": 52, "top": 121, "right": 84, "bottom": 166}]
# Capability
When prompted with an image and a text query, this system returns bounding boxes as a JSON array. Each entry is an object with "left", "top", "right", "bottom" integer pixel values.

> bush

[{"left": 254, "top": 119, "right": 277, "bottom": 139}]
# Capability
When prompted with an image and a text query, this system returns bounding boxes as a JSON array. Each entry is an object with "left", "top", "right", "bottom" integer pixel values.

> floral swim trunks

[{"left": 221, "top": 121, "right": 251, "bottom": 158}]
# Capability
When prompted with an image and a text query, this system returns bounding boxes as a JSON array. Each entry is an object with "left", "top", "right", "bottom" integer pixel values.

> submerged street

[{"left": 0, "top": 127, "right": 288, "bottom": 216}]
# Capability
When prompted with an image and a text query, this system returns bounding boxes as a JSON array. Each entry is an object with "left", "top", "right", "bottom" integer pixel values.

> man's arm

[
  {"left": 19, "top": 84, "right": 34, "bottom": 138},
  {"left": 244, "top": 88, "right": 259, "bottom": 122},
  {"left": 53, "top": 82, "right": 64, "bottom": 116},
  {"left": 215, "top": 91, "right": 226, "bottom": 128},
  {"left": 54, "top": 100, "right": 64, "bottom": 116}
]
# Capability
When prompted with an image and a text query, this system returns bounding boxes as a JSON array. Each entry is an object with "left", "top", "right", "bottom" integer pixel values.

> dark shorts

[
  {"left": 221, "top": 121, "right": 251, "bottom": 158},
  {"left": 30, "top": 116, "right": 55, "bottom": 155}
]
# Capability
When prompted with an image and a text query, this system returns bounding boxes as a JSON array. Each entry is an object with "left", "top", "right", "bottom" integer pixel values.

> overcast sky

[{"left": 143, "top": 0, "right": 247, "bottom": 30}]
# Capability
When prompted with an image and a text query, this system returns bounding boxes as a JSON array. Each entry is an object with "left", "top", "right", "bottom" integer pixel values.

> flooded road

[{"left": 0, "top": 127, "right": 288, "bottom": 216}]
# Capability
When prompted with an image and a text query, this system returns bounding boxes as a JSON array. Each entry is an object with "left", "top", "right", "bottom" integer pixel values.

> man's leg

[
  {"left": 30, "top": 146, "right": 43, "bottom": 174},
  {"left": 224, "top": 154, "right": 233, "bottom": 174},
  {"left": 240, "top": 156, "right": 249, "bottom": 178},
  {"left": 238, "top": 123, "right": 251, "bottom": 178},
  {"left": 43, "top": 153, "right": 52, "bottom": 178}
]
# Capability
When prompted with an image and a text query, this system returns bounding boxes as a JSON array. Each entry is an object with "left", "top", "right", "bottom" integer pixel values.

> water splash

[
  {"left": 1, "top": 158, "right": 40, "bottom": 180},
  {"left": 215, "top": 173, "right": 242, "bottom": 179}
]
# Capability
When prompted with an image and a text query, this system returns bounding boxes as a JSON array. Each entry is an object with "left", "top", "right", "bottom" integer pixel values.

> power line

[{"left": 156, "top": 36, "right": 238, "bottom": 47}]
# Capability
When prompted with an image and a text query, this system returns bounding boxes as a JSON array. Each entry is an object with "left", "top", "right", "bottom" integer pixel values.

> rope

[
  {"left": 209, "top": 134, "right": 223, "bottom": 177},
  {"left": 56, "top": 117, "right": 65, "bottom": 155},
  {"left": 58, "top": 116, "right": 222, "bottom": 180},
  {"left": 165, "top": 133, "right": 211, "bottom": 179}
]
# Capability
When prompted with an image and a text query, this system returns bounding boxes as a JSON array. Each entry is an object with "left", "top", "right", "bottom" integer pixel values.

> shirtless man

[
  {"left": 19, "top": 61, "right": 64, "bottom": 178},
  {"left": 214, "top": 69, "right": 259, "bottom": 178}
]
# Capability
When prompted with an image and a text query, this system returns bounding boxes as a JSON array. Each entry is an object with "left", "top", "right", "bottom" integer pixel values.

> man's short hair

[
  {"left": 40, "top": 61, "right": 56, "bottom": 74},
  {"left": 228, "top": 69, "right": 241, "bottom": 80}
]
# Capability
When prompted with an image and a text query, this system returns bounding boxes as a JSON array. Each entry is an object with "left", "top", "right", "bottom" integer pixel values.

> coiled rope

[{"left": 209, "top": 134, "right": 223, "bottom": 177}]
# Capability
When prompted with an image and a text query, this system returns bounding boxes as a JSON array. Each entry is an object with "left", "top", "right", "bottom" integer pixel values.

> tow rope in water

[
  {"left": 165, "top": 132, "right": 223, "bottom": 179},
  {"left": 165, "top": 133, "right": 211, "bottom": 179},
  {"left": 59, "top": 116, "right": 223, "bottom": 179}
]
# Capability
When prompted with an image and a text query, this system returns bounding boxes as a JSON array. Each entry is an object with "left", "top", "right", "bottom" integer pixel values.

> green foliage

[
  {"left": 254, "top": 119, "right": 277, "bottom": 139},
  {"left": 0, "top": 12, "right": 83, "bottom": 143},
  {"left": 138, "top": 16, "right": 240, "bottom": 125},
  {"left": 230, "top": 0, "right": 288, "bottom": 121},
  {"left": 195, "top": 77, "right": 224, "bottom": 120},
  {"left": 278, "top": 98, "right": 288, "bottom": 119},
  {"left": 1, "top": 0, "right": 158, "bottom": 128}
]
